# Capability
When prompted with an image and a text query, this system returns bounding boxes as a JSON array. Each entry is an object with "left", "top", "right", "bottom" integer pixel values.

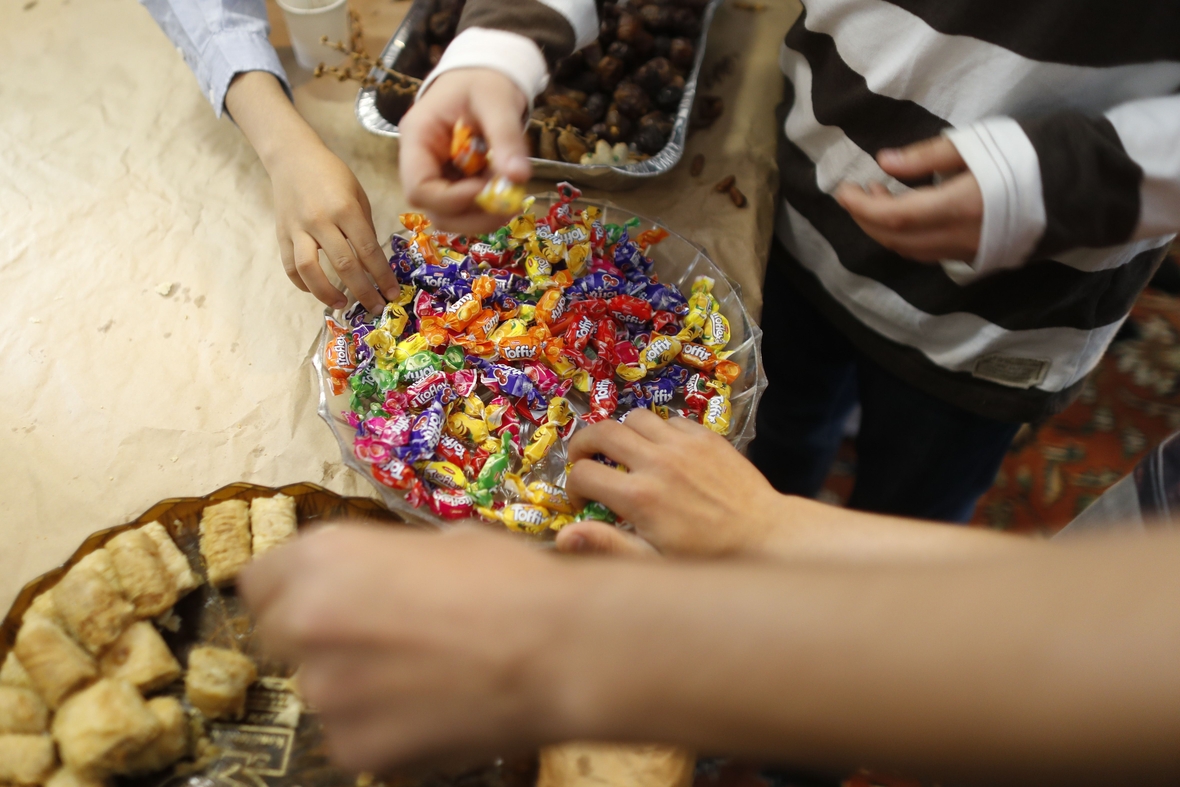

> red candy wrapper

[
  {"left": 373, "top": 456, "right": 418, "bottom": 490},
  {"left": 608, "top": 294, "right": 653, "bottom": 327},
  {"left": 584, "top": 377, "right": 619, "bottom": 424},
  {"left": 563, "top": 314, "right": 597, "bottom": 353},
  {"left": 430, "top": 487, "right": 475, "bottom": 519}
]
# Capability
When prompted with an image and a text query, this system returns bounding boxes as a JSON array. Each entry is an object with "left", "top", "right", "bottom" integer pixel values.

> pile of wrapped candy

[{"left": 323, "top": 182, "right": 742, "bottom": 533}]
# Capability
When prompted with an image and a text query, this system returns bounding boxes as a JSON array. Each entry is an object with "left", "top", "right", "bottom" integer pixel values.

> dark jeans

[{"left": 747, "top": 244, "right": 1021, "bottom": 523}]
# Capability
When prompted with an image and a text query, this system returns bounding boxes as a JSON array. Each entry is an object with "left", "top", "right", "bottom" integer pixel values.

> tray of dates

[{"left": 355, "top": 0, "right": 724, "bottom": 188}]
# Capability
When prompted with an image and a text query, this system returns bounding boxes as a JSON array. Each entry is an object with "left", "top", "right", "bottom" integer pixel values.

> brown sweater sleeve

[{"left": 456, "top": 0, "right": 604, "bottom": 68}]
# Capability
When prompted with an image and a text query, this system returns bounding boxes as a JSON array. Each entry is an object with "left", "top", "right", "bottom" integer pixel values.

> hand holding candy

[
  {"left": 565, "top": 409, "right": 781, "bottom": 556},
  {"left": 399, "top": 70, "right": 532, "bottom": 236}
]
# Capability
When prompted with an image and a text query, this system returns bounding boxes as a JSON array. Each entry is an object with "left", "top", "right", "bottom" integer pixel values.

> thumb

[
  {"left": 877, "top": 135, "right": 965, "bottom": 179},
  {"left": 555, "top": 521, "right": 658, "bottom": 558},
  {"left": 470, "top": 77, "right": 532, "bottom": 183}
]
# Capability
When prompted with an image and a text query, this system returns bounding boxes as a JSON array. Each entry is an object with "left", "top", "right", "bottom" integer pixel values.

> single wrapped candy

[
  {"left": 584, "top": 377, "right": 619, "bottom": 425},
  {"left": 373, "top": 456, "right": 419, "bottom": 490},
  {"left": 401, "top": 213, "right": 443, "bottom": 267},
  {"left": 429, "top": 487, "right": 474, "bottom": 520},
  {"left": 521, "top": 397, "right": 574, "bottom": 472},
  {"left": 701, "top": 386, "right": 732, "bottom": 435},
  {"left": 450, "top": 119, "right": 488, "bottom": 177},
  {"left": 419, "top": 461, "right": 468, "bottom": 491},
  {"left": 476, "top": 503, "right": 553, "bottom": 534},
  {"left": 467, "top": 434, "right": 515, "bottom": 508},
  {"left": 405, "top": 370, "right": 454, "bottom": 410},
  {"left": 475, "top": 176, "right": 527, "bottom": 215},
  {"left": 323, "top": 316, "right": 356, "bottom": 396},
  {"left": 396, "top": 394, "right": 447, "bottom": 462},
  {"left": 399, "top": 350, "right": 444, "bottom": 385}
]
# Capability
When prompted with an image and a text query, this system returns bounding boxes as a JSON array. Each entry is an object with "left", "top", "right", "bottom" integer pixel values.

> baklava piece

[
  {"left": 51, "top": 550, "right": 135, "bottom": 654},
  {"left": 98, "top": 622, "right": 181, "bottom": 694},
  {"left": 13, "top": 617, "right": 98, "bottom": 709},
  {"left": 198, "top": 500, "right": 252, "bottom": 587},
  {"left": 184, "top": 646, "right": 256, "bottom": 720},
  {"left": 249, "top": 494, "right": 297, "bottom": 556},
  {"left": 140, "top": 521, "right": 200, "bottom": 597},
  {"left": 122, "top": 696, "right": 189, "bottom": 775},
  {"left": 0, "top": 686, "right": 49, "bottom": 734},
  {"left": 0, "top": 733, "right": 57, "bottom": 784},
  {"left": 52, "top": 679, "right": 160, "bottom": 775},
  {"left": 0, "top": 651, "right": 35, "bottom": 689},
  {"left": 105, "top": 530, "right": 177, "bottom": 618}
]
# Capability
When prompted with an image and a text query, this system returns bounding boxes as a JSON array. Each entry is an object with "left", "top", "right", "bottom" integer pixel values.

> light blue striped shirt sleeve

[{"left": 140, "top": 0, "right": 293, "bottom": 118}]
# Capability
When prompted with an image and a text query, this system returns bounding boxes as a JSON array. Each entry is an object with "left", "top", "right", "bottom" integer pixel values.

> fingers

[
  {"left": 237, "top": 544, "right": 294, "bottom": 618},
  {"left": 293, "top": 232, "right": 347, "bottom": 309},
  {"left": 555, "top": 520, "right": 658, "bottom": 558},
  {"left": 566, "top": 418, "right": 658, "bottom": 468},
  {"left": 618, "top": 407, "right": 678, "bottom": 444},
  {"left": 835, "top": 173, "right": 982, "bottom": 233},
  {"left": 836, "top": 173, "right": 982, "bottom": 261},
  {"left": 470, "top": 85, "right": 531, "bottom": 183},
  {"left": 338, "top": 211, "right": 400, "bottom": 302},
  {"left": 315, "top": 224, "right": 386, "bottom": 314},
  {"left": 877, "top": 135, "right": 965, "bottom": 179},
  {"left": 279, "top": 233, "right": 309, "bottom": 293},
  {"left": 565, "top": 457, "right": 640, "bottom": 512}
]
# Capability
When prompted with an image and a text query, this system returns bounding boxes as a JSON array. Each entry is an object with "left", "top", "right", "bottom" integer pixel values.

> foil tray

[
  {"left": 0, "top": 483, "right": 537, "bottom": 786},
  {"left": 354, "top": 0, "right": 725, "bottom": 190},
  {"left": 313, "top": 194, "right": 768, "bottom": 532}
]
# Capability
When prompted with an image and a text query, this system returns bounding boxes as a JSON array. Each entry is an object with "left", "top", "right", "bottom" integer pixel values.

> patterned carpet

[{"left": 819, "top": 247, "right": 1180, "bottom": 537}]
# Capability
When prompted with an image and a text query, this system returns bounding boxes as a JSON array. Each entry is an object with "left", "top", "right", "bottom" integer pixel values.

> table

[{"left": 0, "top": 0, "right": 796, "bottom": 611}]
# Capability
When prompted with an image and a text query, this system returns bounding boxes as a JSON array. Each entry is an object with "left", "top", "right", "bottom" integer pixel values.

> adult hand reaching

[
  {"left": 399, "top": 69, "right": 532, "bottom": 236},
  {"left": 563, "top": 409, "right": 784, "bottom": 557},
  {"left": 835, "top": 135, "right": 983, "bottom": 264},
  {"left": 239, "top": 525, "right": 578, "bottom": 772}
]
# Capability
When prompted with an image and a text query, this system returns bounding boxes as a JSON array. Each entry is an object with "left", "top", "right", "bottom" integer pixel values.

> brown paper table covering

[{"left": 0, "top": 0, "right": 796, "bottom": 613}]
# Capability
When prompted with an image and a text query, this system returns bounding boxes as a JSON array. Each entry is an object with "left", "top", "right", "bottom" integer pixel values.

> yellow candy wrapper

[
  {"left": 474, "top": 175, "right": 527, "bottom": 215},
  {"left": 419, "top": 461, "right": 468, "bottom": 490},
  {"left": 476, "top": 503, "right": 553, "bottom": 534}
]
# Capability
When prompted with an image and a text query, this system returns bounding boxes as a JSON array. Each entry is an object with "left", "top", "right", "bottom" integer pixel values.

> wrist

[
  {"left": 225, "top": 71, "right": 323, "bottom": 173},
  {"left": 538, "top": 561, "right": 647, "bottom": 742},
  {"left": 736, "top": 490, "right": 798, "bottom": 557}
]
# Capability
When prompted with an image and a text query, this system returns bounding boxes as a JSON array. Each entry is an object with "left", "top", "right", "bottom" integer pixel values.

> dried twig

[{"left": 312, "top": 10, "right": 422, "bottom": 93}]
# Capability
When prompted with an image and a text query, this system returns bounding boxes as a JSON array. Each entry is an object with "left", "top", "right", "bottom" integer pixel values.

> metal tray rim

[{"left": 354, "top": 0, "right": 726, "bottom": 188}]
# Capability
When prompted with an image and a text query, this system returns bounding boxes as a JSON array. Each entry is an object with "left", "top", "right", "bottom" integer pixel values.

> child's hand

[
  {"left": 563, "top": 409, "right": 784, "bottom": 557},
  {"left": 225, "top": 71, "right": 398, "bottom": 314},
  {"left": 399, "top": 69, "right": 532, "bottom": 236},
  {"left": 269, "top": 141, "right": 398, "bottom": 314},
  {"left": 835, "top": 136, "right": 983, "bottom": 264}
]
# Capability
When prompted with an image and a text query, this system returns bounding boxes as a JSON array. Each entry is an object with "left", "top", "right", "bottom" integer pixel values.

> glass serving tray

[{"left": 313, "top": 194, "right": 767, "bottom": 531}]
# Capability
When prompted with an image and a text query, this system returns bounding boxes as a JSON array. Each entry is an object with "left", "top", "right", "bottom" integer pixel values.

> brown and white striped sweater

[{"left": 423, "top": 0, "right": 1180, "bottom": 423}]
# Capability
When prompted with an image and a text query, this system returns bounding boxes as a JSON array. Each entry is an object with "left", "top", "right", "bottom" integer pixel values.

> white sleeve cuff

[
  {"left": 535, "top": 0, "right": 600, "bottom": 49},
  {"left": 417, "top": 28, "right": 550, "bottom": 107},
  {"left": 944, "top": 117, "right": 1047, "bottom": 275}
]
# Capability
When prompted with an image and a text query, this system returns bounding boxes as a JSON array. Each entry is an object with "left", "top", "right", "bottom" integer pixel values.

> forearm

[
  {"left": 757, "top": 495, "right": 1026, "bottom": 563},
  {"left": 224, "top": 71, "right": 322, "bottom": 173},
  {"left": 554, "top": 533, "right": 1180, "bottom": 784}
]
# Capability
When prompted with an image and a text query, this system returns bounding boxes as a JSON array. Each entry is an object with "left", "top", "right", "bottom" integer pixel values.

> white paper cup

[{"left": 276, "top": 0, "right": 351, "bottom": 71}]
